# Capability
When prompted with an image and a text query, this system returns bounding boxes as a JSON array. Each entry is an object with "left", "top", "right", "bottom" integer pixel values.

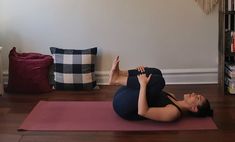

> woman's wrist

[{"left": 140, "top": 84, "right": 147, "bottom": 89}]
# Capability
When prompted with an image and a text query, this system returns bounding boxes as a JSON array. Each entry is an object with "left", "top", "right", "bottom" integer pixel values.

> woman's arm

[
  {"left": 137, "top": 74, "right": 151, "bottom": 116},
  {"left": 137, "top": 74, "right": 180, "bottom": 122},
  {"left": 137, "top": 82, "right": 149, "bottom": 115}
]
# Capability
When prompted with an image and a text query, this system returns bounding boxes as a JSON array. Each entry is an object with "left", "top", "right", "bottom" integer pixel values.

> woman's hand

[
  {"left": 137, "top": 74, "right": 152, "bottom": 87},
  {"left": 136, "top": 66, "right": 145, "bottom": 73}
]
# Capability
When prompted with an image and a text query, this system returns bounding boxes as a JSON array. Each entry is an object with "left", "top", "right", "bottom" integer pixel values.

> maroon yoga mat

[{"left": 18, "top": 101, "right": 217, "bottom": 131}]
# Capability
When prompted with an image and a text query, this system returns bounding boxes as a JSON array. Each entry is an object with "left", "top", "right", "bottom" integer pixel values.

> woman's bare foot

[{"left": 108, "top": 56, "right": 120, "bottom": 85}]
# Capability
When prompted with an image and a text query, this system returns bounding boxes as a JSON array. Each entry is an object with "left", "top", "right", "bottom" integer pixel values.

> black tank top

[{"left": 147, "top": 91, "right": 182, "bottom": 115}]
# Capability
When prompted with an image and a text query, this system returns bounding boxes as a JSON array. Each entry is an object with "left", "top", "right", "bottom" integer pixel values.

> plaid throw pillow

[{"left": 50, "top": 47, "right": 97, "bottom": 90}]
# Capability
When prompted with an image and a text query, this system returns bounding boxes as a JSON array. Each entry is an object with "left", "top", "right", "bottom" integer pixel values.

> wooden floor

[{"left": 0, "top": 84, "right": 235, "bottom": 142}]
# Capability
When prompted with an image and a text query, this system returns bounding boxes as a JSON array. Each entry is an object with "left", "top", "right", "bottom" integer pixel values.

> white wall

[{"left": 0, "top": 0, "right": 218, "bottom": 84}]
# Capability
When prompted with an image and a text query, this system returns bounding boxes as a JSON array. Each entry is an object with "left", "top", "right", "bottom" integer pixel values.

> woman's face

[{"left": 184, "top": 93, "right": 206, "bottom": 107}]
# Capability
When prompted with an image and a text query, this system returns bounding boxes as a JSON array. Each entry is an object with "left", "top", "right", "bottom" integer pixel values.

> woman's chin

[{"left": 183, "top": 94, "right": 188, "bottom": 100}]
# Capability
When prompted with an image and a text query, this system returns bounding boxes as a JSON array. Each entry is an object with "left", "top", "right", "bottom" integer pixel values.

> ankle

[
  {"left": 119, "top": 70, "right": 128, "bottom": 76},
  {"left": 116, "top": 75, "right": 127, "bottom": 86}
]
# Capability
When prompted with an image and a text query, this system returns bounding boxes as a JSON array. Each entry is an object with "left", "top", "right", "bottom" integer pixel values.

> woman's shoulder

[
  {"left": 162, "top": 91, "right": 176, "bottom": 98},
  {"left": 166, "top": 104, "right": 182, "bottom": 116},
  {"left": 159, "top": 104, "right": 182, "bottom": 122}
]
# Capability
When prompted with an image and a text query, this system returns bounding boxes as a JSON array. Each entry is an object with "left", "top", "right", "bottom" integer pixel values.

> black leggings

[{"left": 112, "top": 67, "right": 165, "bottom": 120}]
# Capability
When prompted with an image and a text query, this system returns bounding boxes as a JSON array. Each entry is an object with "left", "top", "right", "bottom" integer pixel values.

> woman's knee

[
  {"left": 148, "top": 75, "right": 165, "bottom": 91},
  {"left": 145, "top": 67, "right": 162, "bottom": 76}
]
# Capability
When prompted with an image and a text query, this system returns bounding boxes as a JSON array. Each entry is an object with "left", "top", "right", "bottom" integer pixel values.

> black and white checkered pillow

[{"left": 50, "top": 47, "right": 97, "bottom": 90}]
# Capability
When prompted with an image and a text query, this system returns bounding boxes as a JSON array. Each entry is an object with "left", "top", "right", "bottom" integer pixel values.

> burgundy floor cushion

[{"left": 7, "top": 47, "right": 53, "bottom": 93}]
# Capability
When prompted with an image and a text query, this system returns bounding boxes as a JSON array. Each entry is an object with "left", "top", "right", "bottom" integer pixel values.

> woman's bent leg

[
  {"left": 127, "top": 75, "right": 165, "bottom": 95},
  {"left": 128, "top": 67, "right": 162, "bottom": 76},
  {"left": 112, "top": 86, "right": 146, "bottom": 120}
]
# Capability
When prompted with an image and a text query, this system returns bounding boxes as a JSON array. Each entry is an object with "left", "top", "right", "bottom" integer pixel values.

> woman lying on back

[{"left": 109, "top": 56, "right": 213, "bottom": 122}]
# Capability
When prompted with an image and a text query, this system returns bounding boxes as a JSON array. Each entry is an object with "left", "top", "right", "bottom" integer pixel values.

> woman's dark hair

[{"left": 190, "top": 99, "right": 213, "bottom": 117}]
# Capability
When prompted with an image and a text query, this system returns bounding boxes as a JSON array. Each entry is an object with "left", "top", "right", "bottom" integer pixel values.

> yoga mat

[{"left": 18, "top": 101, "right": 217, "bottom": 131}]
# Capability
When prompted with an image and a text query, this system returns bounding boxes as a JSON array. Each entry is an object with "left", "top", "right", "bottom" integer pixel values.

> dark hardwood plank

[
  {"left": 0, "top": 134, "right": 21, "bottom": 142},
  {"left": 19, "top": 131, "right": 235, "bottom": 142}
]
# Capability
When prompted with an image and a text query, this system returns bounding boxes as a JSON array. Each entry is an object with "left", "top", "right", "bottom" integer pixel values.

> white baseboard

[
  {"left": 160, "top": 68, "right": 218, "bottom": 84},
  {"left": 95, "top": 68, "right": 218, "bottom": 85},
  {"left": 3, "top": 68, "right": 218, "bottom": 85}
]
